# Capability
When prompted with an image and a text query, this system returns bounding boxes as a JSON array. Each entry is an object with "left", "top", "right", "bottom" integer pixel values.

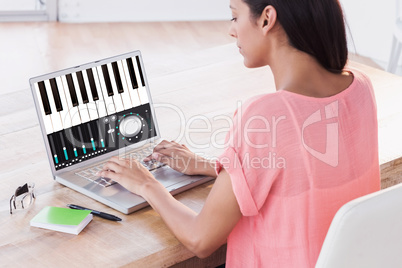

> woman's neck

[{"left": 269, "top": 46, "right": 353, "bottom": 98}]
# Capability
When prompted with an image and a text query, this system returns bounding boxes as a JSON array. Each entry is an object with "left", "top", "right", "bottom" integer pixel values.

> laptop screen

[{"left": 29, "top": 51, "right": 158, "bottom": 171}]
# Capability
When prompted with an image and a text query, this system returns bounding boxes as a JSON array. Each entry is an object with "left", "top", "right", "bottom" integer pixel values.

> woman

[{"left": 98, "top": 0, "right": 380, "bottom": 266}]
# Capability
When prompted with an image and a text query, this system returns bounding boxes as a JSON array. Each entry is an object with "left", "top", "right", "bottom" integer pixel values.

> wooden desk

[{"left": 1, "top": 43, "right": 401, "bottom": 267}]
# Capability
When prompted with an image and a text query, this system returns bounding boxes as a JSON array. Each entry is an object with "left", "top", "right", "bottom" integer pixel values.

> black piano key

[
  {"left": 88, "top": 121, "right": 99, "bottom": 148},
  {"left": 58, "top": 132, "right": 68, "bottom": 161},
  {"left": 126, "top": 58, "right": 138, "bottom": 89},
  {"left": 66, "top": 74, "right": 79, "bottom": 107},
  {"left": 101, "top": 64, "right": 114, "bottom": 96},
  {"left": 63, "top": 132, "right": 75, "bottom": 161},
  {"left": 96, "top": 120, "right": 106, "bottom": 147},
  {"left": 69, "top": 126, "right": 79, "bottom": 145},
  {"left": 59, "top": 132, "right": 66, "bottom": 148},
  {"left": 65, "top": 127, "right": 80, "bottom": 158},
  {"left": 83, "top": 123, "right": 96, "bottom": 152},
  {"left": 77, "top": 126, "right": 84, "bottom": 141},
  {"left": 81, "top": 124, "right": 91, "bottom": 146},
  {"left": 89, "top": 120, "right": 98, "bottom": 139},
  {"left": 49, "top": 78, "right": 63, "bottom": 112},
  {"left": 67, "top": 125, "right": 82, "bottom": 157},
  {"left": 75, "top": 125, "right": 88, "bottom": 155},
  {"left": 86, "top": 122, "right": 93, "bottom": 140},
  {"left": 86, "top": 69, "right": 99, "bottom": 101},
  {"left": 77, "top": 126, "right": 86, "bottom": 151},
  {"left": 50, "top": 133, "right": 63, "bottom": 164},
  {"left": 38, "top": 81, "right": 52, "bottom": 115},
  {"left": 136, "top": 56, "right": 145, "bottom": 87},
  {"left": 76, "top": 71, "right": 89, "bottom": 104},
  {"left": 48, "top": 135, "right": 57, "bottom": 158},
  {"left": 111, "top": 62, "right": 124, "bottom": 93}
]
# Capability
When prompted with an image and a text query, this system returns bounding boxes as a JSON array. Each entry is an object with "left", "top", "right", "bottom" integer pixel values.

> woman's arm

[
  {"left": 143, "top": 168, "right": 241, "bottom": 258},
  {"left": 144, "top": 140, "right": 218, "bottom": 178},
  {"left": 99, "top": 157, "right": 241, "bottom": 258}
]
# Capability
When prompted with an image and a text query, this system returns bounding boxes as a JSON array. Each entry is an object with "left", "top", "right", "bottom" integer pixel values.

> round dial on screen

[{"left": 119, "top": 116, "right": 142, "bottom": 137}]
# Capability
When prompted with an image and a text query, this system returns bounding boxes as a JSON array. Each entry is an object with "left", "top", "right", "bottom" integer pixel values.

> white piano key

[
  {"left": 55, "top": 76, "right": 73, "bottom": 129},
  {"left": 61, "top": 75, "right": 81, "bottom": 127},
  {"left": 90, "top": 67, "right": 108, "bottom": 118},
  {"left": 122, "top": 59, "right": 141, "bottom": 107},
  {"left": 133, "top": 58, "right": 149, "bottom": 105},
  {"left": 44, "top": 79, "right": 64, "bottom": 132},
  {"left": 138, "top": 87, "right": 149, "bottom": 105},
  {"left": 81, "top": 70, "right": 100, "bottom": 121},
  {"left": 106, "top": 62, "right": 125, "bottom": 112},
  {"left": 117, "top": 60, "right": 134, "bottom": 109},
  {"left": 72, "top": 72, "right": 91, "bottom": 123},
  {"left": 96, "top": 65, "right": 116, "bottom": 115},
  {"left": 34, "top": 82, "right": 53, "bottom": 134}
]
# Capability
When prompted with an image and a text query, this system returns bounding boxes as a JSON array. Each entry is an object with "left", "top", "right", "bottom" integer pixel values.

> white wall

[
  {"left": 58, "top": 0, "right": 399, "bottom": 72},
  {"left": 58, "top": 0, "right": 231, "bottom": 22},
  {"left": 340, "top": 0, "right": 396, "bottom": 69}
]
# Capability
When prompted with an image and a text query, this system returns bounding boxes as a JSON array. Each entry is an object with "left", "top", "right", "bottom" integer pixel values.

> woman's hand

[
  {"left": 97, "top": 156, "right": 162, "bottom": 197},
  {"left": 144, "top": 140, "right": 217, "bottom": 178},
  {"left": 96, "top": 142, "right": 241, "bottom": 259}
]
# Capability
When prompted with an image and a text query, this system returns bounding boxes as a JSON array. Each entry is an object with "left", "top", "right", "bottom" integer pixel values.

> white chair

[
  {"left": 316, "top": 183, "right": 402, "bottom": 268},
  {"left": 387, "top": 0, "right": 402, "bottom": 73}
]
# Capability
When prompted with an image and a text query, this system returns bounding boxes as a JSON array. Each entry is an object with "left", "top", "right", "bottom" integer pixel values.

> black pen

[{"left": 67, "top": 204, "right": 122, "bottom": 221}]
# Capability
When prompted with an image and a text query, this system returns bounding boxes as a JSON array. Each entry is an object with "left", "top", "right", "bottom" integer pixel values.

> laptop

[{"left": 29, "top": 50, "right": 213, "bottom": 214}]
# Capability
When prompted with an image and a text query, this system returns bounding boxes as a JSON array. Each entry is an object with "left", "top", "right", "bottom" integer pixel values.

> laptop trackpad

[{"left": 152, "top": 166, "right": 188, "bottom": 188}]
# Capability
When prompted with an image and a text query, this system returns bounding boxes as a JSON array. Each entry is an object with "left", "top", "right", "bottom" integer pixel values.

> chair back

[{"left": 316, "top": 183, "right": 402, "bottom": 268}]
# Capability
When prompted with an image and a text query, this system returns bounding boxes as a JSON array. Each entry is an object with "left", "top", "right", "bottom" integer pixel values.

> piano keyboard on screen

[{"left": 32, "top": 55, "right": 157, "bottom": 170}]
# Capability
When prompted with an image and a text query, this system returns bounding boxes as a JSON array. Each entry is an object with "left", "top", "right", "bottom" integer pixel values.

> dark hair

[{"left": 243, "top": 0, "right": 348, "bottom": 73}]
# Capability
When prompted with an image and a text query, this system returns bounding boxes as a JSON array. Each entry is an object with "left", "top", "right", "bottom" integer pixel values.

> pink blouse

[{"left": 218, "top": 69, "right": 381, "bottom": 267}]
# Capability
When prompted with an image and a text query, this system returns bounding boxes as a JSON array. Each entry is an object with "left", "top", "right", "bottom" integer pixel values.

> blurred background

[
  {"left": 0, "top": 0, "right": 400, "bottom": 75},
  {"left": 0, "top": 0, "right": 400, "bottom": 192}
]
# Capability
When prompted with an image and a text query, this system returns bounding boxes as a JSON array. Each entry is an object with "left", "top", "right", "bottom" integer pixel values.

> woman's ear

[{"left": 261, "top": 5, "right": 277, "bottom": 35}]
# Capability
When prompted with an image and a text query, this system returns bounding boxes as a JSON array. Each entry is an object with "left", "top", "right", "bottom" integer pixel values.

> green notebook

[{"left": 30, "top": 206, "right": 93, "bottom": 235}]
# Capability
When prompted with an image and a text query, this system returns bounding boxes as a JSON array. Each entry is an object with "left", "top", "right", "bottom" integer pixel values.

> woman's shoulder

[
  {"left": 236, "top": 92, "right": 287, "bottom": 117},
  {"left": 344, "top": 68, "right": 374, "bottom": 90},
  {"left": 235, "top": 68, "right": 374, "bottom": 119}
]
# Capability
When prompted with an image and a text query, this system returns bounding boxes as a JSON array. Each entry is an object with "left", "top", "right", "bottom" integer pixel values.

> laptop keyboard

[{"left": 75, "top": 146, "right": 165, "bottom": 187}]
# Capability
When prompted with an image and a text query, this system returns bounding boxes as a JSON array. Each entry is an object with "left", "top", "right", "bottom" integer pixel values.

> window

[{"left": 0, "top": 0, "right": 57, "bottom": 21}]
